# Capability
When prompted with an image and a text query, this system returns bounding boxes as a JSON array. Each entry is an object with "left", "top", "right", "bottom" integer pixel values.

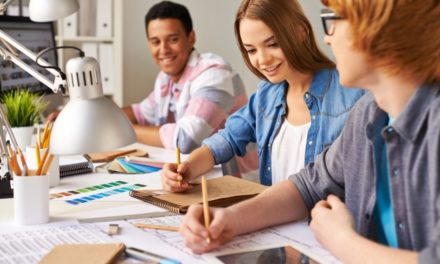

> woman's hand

[{"left": 161, "top": 162, "right": 191, "bottom": 192}]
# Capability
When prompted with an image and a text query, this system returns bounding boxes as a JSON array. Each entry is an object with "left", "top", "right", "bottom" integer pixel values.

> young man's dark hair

[{"left": 144, "top": 1, "right": 193, "bottom": 35}]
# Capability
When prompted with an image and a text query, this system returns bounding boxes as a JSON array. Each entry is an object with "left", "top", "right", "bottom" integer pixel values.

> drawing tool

[
  {"left": 201, "top": 175, "right": 210, "bottom": 244},
  {"left": 133, "top": 223, "right": 180, "bottom": 232},
  {"left": 176, "top": 147, "right": 181, "bottom": 187},
  {"left": 36, "top": 148, "right": 49, "bottom": 175},
  {"left": 125, "top": 246, "right": 181, "bottom": 264},
  {"left": 35, "top": 142, "right": 41, "bottom": 167},
  {"left": 41, "top": 121, "right": 50, "bottom": 146},
  {"left": 41, "top": 121, "right": 52, "bottom": 148},
  {"left": 6, "top": 143, "right": 21, "bottom": 176},
  {"left": 16, "top": 149, "right": 28, "bottom": 176},
  {"left": 42, "top": 154, "right": 54, "bottom": 175}
]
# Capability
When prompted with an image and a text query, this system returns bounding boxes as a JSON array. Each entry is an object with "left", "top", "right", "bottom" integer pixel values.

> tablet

[{"left": 204, "top": 244, "right": 320, "bottom": 264}]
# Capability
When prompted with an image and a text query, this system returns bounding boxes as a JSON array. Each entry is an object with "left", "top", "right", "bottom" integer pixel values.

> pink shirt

[{"left": 132, "top": 50, "right": 247, "bottom": 153}]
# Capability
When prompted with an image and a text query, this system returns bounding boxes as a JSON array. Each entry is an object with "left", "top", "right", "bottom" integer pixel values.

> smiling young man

[{"left": 123, "top": 1, "right": 248, "bottom": 156}]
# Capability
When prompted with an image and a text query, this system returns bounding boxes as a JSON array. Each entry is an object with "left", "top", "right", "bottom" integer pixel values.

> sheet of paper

[
  {"left": 95, "top": 215, "right": 340, "bottom": 264},
  {"left": 0, "top": 221, "right": 116, "bottom": 264},
  {"left": 48, "top": 172, "right": 168, "bottom": 221},
  {"left": 96, "top": 217, "right": 207, "bottom": 264}
]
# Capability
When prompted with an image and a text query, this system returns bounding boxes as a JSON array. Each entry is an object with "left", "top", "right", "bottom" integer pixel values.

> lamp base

[{"left": 0, "top": 174, "right": 13, "bottom": 198}]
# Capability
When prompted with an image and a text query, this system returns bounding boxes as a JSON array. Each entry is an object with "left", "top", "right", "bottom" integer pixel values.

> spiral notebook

[
  {"left": 59, "top": 155, "right": 94, "bottom": 177},
  {"left": 129, "top": 176, "right": 267, "bottom": 214}
]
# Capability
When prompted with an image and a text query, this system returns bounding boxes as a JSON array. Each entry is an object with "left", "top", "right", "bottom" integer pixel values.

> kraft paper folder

[
  {"left": 39, "top": 243, "right": 125, "bottom": 264},
  {"left": 129, "top": 176, "right": 267, "bottom": 214}
]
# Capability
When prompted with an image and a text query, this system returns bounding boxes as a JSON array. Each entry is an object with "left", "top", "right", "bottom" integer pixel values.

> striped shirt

[{"left": 132, "top": 50, "right": 248, "bottom": 154}]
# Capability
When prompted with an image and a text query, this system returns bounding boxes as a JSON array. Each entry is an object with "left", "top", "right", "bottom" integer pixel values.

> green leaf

[{"left": 1, "top": 89, "right": 49, "bottom": 127}]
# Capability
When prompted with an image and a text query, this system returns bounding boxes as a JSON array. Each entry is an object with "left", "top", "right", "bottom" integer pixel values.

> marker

[{"left": 125, "top": 247, "right": 181, "bottom": 264}]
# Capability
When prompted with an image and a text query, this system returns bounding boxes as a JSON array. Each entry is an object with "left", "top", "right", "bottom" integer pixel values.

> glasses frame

[{"left": 320, "top": 9, "right": 341, "bottom": 36}]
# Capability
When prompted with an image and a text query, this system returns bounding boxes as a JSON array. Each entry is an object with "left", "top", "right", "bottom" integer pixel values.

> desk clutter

[
  {"left": 130, "top": 176, "right": 267, "bottom": 214},
  {"left": 86, "top": 148, "right": 164, "bottom": 174},
  {"left": 0, "top": 215, "right": 338, "bottom": 264},
  {"left": 0, "top": 143, "right": 339, "bottom": 263}
]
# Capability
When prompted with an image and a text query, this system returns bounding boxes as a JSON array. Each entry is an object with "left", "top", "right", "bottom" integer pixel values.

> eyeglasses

[{"left": 320, "top": 9, "right": 341, "bottom": 36}]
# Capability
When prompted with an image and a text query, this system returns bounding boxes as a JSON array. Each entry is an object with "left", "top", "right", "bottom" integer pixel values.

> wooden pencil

[
  {"left": 201, "top": 175, "right": 210, "bottom": 243},
  {"left": 42, "top": 154, "right": 54, "bottom": 175},
  {"left": 133, "top": 223, "right": 180, "bottom": 232},
  {"left": 176, "top": 147, "right": 181, "bottom": 187}
]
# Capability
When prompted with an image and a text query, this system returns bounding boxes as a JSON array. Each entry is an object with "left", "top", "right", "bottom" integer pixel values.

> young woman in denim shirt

[{"left": 161, "top": 0, "right": 364, "bottom": 190}]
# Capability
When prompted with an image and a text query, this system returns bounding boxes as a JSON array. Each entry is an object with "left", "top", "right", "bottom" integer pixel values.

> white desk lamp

[{"left": 0, "top": 0, "right": 136, "bottom": 158}]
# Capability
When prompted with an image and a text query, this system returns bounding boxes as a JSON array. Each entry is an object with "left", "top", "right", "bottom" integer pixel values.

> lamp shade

[
  {"left": 50, "top": 97, "right": 136, "bottom": 155},
  {"left": 29, "top": 0, "right": 79, "bottom": 22}
]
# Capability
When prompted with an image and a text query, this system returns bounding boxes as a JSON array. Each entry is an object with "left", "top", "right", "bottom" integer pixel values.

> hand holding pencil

[
  {"left": 179, "top": 201, "right": 236, "bottom": 254},
  {"left": 161, "top": 148, "right": 191, "bottom": 192}
]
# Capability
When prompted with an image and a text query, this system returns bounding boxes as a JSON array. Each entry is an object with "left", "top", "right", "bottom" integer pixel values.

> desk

[
  {"left": 0, "top": 143, "right": 221, "bottom": 223},
  {"left": 0, "top": 143, "right": 338, "bottom": 263}
]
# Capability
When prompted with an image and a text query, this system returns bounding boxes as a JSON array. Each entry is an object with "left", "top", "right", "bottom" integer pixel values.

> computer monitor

[
  {"left": 0, "top": 15, "right": 63, "bottom": 114},
  {"left": 0, "top": 15, "right": 58, "bottom": 94}
]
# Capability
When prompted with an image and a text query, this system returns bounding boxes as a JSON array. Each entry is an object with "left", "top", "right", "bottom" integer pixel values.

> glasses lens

[{"left": 325, "top": 19, "right": 335, "bottom": 35}]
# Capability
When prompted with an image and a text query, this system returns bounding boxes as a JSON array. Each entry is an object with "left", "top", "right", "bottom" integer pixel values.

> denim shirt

[
  {"left": 290, "top": 83, "right": 440, "bottom": 263},
  {"left": 203, "top": 68, "right": 364, "bottom": 185}
]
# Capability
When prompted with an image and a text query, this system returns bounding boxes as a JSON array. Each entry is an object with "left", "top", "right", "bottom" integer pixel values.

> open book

[{"left": 129, "top": 176, "right": 267, "bottom": 214}]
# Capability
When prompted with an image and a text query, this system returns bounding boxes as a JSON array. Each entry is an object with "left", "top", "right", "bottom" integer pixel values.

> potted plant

[{"left": 1, "top": 89, "right": 48, "bottom": 150}]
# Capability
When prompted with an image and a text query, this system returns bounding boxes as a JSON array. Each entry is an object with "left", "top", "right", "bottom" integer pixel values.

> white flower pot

[{"left": 11, "top": 126, "right": 34, "bottom": 151}]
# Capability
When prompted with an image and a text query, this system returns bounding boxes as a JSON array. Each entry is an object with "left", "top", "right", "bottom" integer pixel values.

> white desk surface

[
  {"left": 0, "top": 143, "right": 339, "bottom": 264},
  {"left": 0, "top": 143, "right": 221, "bottom": 223}
]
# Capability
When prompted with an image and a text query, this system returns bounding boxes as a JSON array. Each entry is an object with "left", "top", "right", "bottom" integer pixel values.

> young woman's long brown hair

[{"left": 235, "top": 0, "right": 335, "bottom": 81}]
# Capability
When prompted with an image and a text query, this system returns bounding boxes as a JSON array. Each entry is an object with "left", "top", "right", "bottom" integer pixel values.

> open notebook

[{"left": 129, "top": 176, "right": 267, "bottom": 214}]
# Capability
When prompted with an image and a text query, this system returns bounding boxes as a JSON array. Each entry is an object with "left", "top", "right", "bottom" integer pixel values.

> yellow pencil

[
  {"left": 42, "top": 154, "right": 54, "bottom": 175},
  {"left": 7, "top": 143, "right": 21, "bottom": 176},
  {"left": 176, "top": 147, "right": 181, "bottom": 187},
  {"left": 201, "top": 175, "right": 210, "bottom": 244},
  {"left": 36, "top": 148, "right": 49, "bottom": 175},
  {"left": 35, "top": 142, "right": 41, "bottom": 167},
  {"left": 133, "top": 223, "right": 180, "bottom": 232}
]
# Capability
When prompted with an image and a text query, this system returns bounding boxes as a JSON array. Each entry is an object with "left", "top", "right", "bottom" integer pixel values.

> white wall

[{"left": 120, "top": 0, "right": 330, "bottom": 106}]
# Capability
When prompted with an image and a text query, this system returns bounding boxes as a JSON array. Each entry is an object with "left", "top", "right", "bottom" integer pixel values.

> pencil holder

[
  {"left": 13, "top": 174, "right": 49, "bottom": 225},
  {"left": 26, "top": 146, "right": 60, "bottom": 187}
]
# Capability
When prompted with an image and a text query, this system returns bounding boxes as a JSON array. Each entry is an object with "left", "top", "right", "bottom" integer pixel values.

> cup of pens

[
  {"left": 25, "top": 122, "right": 60, "bottom": 187},
  {"left": 13, "top": 171, "right": 49, "bottom": 225},
  {"left": 26, "top": 146, "right": 59, "bottom": 187}
]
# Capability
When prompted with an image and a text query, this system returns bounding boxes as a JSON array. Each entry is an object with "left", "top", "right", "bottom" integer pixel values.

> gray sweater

[{"left": 290, "top": 83, "right": 440, "bottom": 263}]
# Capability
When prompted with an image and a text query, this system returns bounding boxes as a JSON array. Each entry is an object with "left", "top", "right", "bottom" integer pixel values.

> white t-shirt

[{"left": 271, "top": 119, "right": 311, "bottom": 184}]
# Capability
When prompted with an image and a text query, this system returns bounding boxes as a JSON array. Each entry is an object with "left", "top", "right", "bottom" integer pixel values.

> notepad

[
  {"left": 129, "top": 176, "right": 267, "bottom": 214},
  {"left": 59, "top": 155, "right": 93, "bottom": 177}
]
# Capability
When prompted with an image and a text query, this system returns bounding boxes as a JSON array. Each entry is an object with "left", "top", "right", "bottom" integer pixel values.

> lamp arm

[
  {"left": 0, "top": 29, "right": 67, "bottom": 93},
  {"left": 0, "top": 0, "right": 13, "bottom": 13}
]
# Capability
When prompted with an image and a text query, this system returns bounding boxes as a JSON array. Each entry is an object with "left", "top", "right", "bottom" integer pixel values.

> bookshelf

[{"left": 56, "top": 0, "right": 126, "bottom": 106}]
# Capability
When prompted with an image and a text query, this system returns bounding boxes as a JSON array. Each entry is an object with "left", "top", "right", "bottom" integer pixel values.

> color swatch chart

[{"left": 49, "top": 181, "right": 146, "bottom": 205}]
